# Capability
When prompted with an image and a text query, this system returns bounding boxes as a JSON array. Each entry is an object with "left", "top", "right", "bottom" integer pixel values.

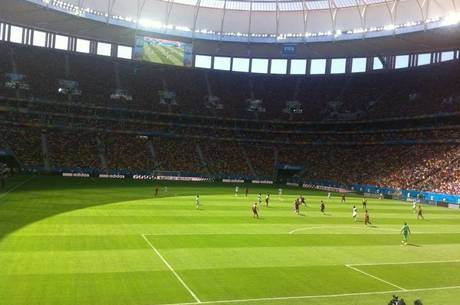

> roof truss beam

[
  {"left": 135, "top": 0, "right": 147, "bottom": 29},
  {"left": 219, "top": 0, "right": 228, "bottom": 40},
  {"left": 192, "top": 0, "right": 202, "bottom": 35},
  {"left": 106, "top": 0, "right": 116, "bottom": 23},
  {"left": 164, "top": 0, "right": 175, "bottom": 32}
]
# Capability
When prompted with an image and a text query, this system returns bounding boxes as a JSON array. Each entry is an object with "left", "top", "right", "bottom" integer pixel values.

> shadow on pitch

[{"left": 2, "top": 174, "right": 308, "bottom": 241}]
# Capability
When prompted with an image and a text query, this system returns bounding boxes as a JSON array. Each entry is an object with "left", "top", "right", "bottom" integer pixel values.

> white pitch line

[
  {"left": 288, "top": 226, "right": 325, "bottom": 234},
  {"left": 141, "top": 234, "right": 202, "bottom": 303},
  {"left": 0, "top": 176, "right": 35, "bottom": 199},
  {"left": 348, "top": 259, "right": 460, "bottom": 267},
  {"left": 345, "top": 264, "right": 407, "bottom": 291},
  {"left": 155, "top": 285, "right": 460, "bottom": 305}
]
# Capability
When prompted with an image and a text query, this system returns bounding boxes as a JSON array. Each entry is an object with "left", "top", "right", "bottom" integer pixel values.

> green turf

[
  {"left": 143, "top": 44, "right": 184, "bottom": 66},
  {"left": 0, "top": 175, "right": 459, "bottom": 305}
]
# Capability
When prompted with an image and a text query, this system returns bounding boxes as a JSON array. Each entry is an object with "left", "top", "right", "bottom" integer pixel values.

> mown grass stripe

[
  {"left": 0, "top": 175, "right": 459, "bottom": 305},
  {"left": 346, "top": 264, "right": 407, "bottom": 290},
  {"left": 157, "top": 285, "right": 460, "bottom": 305},
  {"left": 142, "top": 234, "right": 202, "bottom": 303}
]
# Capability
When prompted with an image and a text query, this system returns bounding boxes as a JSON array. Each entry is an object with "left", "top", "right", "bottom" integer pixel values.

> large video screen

[{"left": 134, "top": 36, "right": 193, "bottom": 67}]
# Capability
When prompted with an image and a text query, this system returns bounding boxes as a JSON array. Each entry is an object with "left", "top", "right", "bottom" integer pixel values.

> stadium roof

[{"left": 19, "top": 0, "right": 460, "bottom": 42}]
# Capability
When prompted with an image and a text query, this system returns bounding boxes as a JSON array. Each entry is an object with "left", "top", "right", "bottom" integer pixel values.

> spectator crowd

[{"left": 1, "top": 43, "right": 460, "bottom": 195}]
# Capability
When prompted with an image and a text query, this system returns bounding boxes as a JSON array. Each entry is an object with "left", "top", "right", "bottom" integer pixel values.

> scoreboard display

[{"left": 134, "top": 36, "right": 193, "bottom": 67}]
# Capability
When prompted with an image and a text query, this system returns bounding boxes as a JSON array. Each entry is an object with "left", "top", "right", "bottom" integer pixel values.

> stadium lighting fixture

[
  {"left": 57, "top": 80, "right": 81, "bottom": 96},
  {"left": 4, "top": 73, "right": 30, "bottom": 91},
  {"left": 38, "top": 0, "right": 460, "bottom": 42},
  {"left": 110, "top": 89, "right": 132, "bottom": 101},
  {"left": 138, "top": 19, "right": 163, "bottom": 29},
  {"left": 441, "top": 13, "right": 460, "bottom": 26},
  {"left": 384, "top": 24, "right": 396, "bottom": 31},
  {"left": 352, "top": 28, "right": 365, "bottom": 34}
]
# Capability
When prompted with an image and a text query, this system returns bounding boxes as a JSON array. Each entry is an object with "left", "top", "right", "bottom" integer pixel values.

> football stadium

[{"left": 0, "top": 0, "right": 460, "bottom": 304}]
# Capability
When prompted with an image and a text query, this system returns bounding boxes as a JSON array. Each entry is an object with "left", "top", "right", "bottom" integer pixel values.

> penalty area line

[
  {"left": 156, "top": 285, "right": 460, "bottom": 305},
  {"left": 345, "top": 264, "right": 406, "bottom": 291},
  {"left": 141, "top": 234, "right": 202, "bottom": 303}
]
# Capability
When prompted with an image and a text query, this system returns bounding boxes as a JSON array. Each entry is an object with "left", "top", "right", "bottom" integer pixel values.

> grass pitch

[
  {"left": 143, "top": 44, "right": 184, "bottom": 66},
  {"left": 0, "top": 175, "right": 460, "bottom": 305}
]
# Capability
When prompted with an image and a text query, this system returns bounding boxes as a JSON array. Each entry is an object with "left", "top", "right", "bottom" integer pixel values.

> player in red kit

[
  {"left": 417, "top": 205, "right": 424, "bottom": 220},
  {"left": 320, "top": 200, "right": 325, "bottom": 214},
  {"left": 252, "top": 202, "right": 259, "bottom": 219},
  {"left": 293, "top": 198, "right": 301, "bottom": 215},
  {"left": 364, "top": 209, "right": 371, "bottom": 225}
]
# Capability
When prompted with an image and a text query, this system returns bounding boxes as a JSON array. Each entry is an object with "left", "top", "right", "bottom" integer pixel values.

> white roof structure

[{"left": 26, "top": 0, "right": 460, "bottom": 42}]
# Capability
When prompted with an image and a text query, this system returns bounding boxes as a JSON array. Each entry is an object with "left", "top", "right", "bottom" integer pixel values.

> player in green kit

[{"left": 401, "top": 222, "right": 411, "bottom": 245}]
